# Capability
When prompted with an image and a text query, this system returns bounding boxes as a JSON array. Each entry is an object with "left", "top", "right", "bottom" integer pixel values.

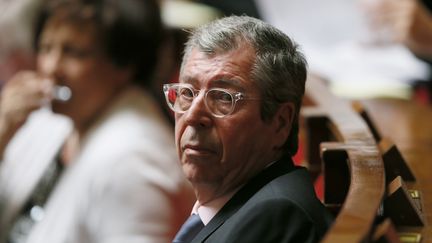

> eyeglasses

[{"left": 163, "top": 83, "right": 258, "bottom": 118}]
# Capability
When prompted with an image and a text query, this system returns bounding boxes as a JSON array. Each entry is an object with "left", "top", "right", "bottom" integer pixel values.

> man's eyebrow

[
  {"left": 210, "top": 78, "right": 244, "bottom": 90},
  {"left": 180, "top": 75, "right": 198, "bottom": 85},
  {"left": 180, "top": 75, "right": 244, "bottom": 88}
]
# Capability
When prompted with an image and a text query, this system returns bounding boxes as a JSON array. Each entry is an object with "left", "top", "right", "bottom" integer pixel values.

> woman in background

[{"left": 0, "top": 0, "right": 194, "bottom": 242}]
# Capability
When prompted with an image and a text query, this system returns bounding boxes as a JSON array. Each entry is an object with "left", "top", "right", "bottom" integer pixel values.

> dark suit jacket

[{"left": 191, "top": 156, "right": 333, "bottom": 243}]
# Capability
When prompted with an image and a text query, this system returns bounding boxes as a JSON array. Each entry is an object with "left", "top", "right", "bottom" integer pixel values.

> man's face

[
  {"left": 175, "top": 46, "right": 281, "bottom": 197},
  {"left": 36, "top": 17, "right": 128, "bottom": 126}
]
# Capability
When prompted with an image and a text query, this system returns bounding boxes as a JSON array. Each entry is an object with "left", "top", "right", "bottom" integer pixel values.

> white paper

[{"left": 256, "top": 0, "right": 430, "bottom": 98}]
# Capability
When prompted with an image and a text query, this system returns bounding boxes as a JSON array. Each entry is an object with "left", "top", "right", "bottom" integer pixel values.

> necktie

[{"left": 173, "top": 214, "right": 204, "bottom": 243}]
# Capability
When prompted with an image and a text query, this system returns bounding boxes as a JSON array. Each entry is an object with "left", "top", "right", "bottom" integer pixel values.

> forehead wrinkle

[
  {"left": 180, "top": 74, "right": 198, "bottom": 86},
  {"left": 209, "top": 79, "right": 243, "bottom": 90}
]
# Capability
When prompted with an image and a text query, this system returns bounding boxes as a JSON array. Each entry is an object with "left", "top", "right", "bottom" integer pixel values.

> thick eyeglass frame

[{"left": 163, "top": 83, "right": 258, "bottom": 118}]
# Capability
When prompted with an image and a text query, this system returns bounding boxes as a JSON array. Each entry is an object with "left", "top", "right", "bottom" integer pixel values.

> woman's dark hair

[{"left": 34, "top": 0, "right": 163, "bottom": 86}]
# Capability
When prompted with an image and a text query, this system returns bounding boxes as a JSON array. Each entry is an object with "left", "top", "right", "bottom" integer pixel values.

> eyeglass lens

[{"left": 166, "top": 86, "right": 234, "bottom": 116}]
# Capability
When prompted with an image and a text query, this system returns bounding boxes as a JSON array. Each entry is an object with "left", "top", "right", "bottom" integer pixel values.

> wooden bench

[
  {"left": 302, "top": 76, "right": 386, "bottom": 242},
  {"left": 302, "top": 76, "right": 429, "bottom": 242}
]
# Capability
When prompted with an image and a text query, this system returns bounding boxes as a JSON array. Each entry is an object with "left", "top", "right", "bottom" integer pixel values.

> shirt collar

[{"left": 191, "top": 188, "right": 239, "bottom": 225}]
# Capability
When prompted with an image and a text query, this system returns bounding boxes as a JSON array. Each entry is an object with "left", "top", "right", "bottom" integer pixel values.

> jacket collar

[{"left": 192, "top": 155, "right": 295, "bottom": 242}]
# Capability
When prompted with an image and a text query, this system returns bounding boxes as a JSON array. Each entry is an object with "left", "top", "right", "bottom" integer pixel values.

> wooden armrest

[{"left": 304, "top": 76, "right": 386, "bottom": 242}]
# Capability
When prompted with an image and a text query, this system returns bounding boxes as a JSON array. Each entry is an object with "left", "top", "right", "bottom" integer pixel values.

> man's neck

[
  {"left": 193, "top": 182, "right": 241, "bottom": 205},
  {"left": 193, "top": 152, "right": 285, "bottom": 203}
]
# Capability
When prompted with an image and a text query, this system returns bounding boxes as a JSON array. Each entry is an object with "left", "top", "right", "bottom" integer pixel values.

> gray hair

[{"left": 181, "top": 15, "right": 307, "bottom": 156}]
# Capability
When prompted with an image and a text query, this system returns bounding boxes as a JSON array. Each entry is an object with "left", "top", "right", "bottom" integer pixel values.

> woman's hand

[{"left": 0, "top": 71, "right": 54, "bottom": 156}]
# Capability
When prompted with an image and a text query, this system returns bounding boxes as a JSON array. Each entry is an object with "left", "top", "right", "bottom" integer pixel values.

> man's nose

[{"left": 183, "top": 94, "right": 213, "bottom": 128}]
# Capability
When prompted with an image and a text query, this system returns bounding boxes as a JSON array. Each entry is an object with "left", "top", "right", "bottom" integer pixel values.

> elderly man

[{"left": 164, "top": 16, "right": 333, "bottom": 243}]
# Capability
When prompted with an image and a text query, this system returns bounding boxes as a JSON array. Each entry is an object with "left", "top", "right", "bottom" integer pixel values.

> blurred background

[{"left": 3, "top": 0, "right": 432, "bottom": 103}]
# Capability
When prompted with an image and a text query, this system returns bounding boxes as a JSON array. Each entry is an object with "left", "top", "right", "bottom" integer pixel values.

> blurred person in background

[
  {"left": 0, "top": 0, "right": 193, "bottom": 242},
  {"left": 362, "top": 0, "right": 432, "bottom": 101},
  {"left": 0, "top": 0, "right": 43, "bottom": 86},
  {"left": 362, "top": 0, "right": 432, "bottom": 62},
  {"left": 256, "top": 0, "right": 432, "bottom": 100}
]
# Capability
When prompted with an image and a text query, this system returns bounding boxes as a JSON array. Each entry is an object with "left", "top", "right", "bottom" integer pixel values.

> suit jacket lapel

[{"left": 192, "top": 156, "right": 295, "bottom": 242}]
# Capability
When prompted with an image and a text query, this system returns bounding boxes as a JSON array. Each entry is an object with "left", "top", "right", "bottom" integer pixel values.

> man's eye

[
  {"left": 216, "top": 91, "right": 233, "bottom": 103},
  {"left": 179, "top": 88, "right": 194, "bottom": 99}
]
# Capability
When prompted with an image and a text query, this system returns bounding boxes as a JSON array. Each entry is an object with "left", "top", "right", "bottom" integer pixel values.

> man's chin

[{"left": 184, "top": 166, "right": 221, "bottom": 186}]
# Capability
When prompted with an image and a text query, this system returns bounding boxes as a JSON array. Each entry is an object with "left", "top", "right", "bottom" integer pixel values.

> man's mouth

[{"left": 183, "top": 144, "right": 215, "bottom": 156}]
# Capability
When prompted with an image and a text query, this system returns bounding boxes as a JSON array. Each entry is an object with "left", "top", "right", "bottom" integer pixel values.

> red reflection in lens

[{"left": 168, "top": 89, "right": 177, "bottom": 103}]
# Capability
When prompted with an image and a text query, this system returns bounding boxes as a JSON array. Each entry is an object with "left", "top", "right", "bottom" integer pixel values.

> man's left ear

[{"left": 272, "top": 102, "right": 295, "bottom": 147}]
